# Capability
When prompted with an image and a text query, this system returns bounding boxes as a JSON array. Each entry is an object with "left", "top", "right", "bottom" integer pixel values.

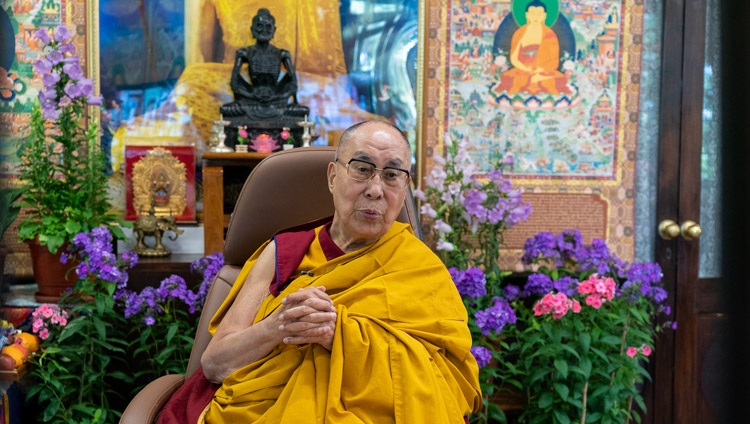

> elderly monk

[{"left": 158, "top": 120, "right": 482, "bottom": 423}]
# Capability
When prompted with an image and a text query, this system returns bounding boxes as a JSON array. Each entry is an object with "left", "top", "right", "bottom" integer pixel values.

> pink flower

[
  {"left": 534, "top": 292, "right": 579, "bottom": 319},
  {"left": 32, "top": 318, "right": 44, "bottom": 333},
  {"left": 280, "top": 128, "right": 291, "bottom": 140},
  {"left": 578, "top": 274, "right": 616, "bottom": 307},
  {"left": 239, "top": 128, "right": 248, "bottom": 138},
  {"left": 572, "top": 300, "right": 581, "bottom": 313},
  {"left": 39, "top": 304, "right": 54, "bottom": 318},
  {"left": 38, "top": 329, "right": 50, "bottom": 340},
  {"left": 641, "top": 345, "right": 652, "bottom": 357},
  {"left": 626, "top": 347, "right": 638, "bottom": 358}
]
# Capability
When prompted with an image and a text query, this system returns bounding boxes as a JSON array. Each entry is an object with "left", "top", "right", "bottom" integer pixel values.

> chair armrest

[{"left": 119, "top": 374, "right": 186, "bottom": 424}]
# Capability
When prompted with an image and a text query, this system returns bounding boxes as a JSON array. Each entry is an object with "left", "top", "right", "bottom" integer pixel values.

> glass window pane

[
  {"left": 700, "top": 0, "right": 722, "bottom": 278},
  {"left": 634, "top": 0, "right": 664, "bottom": 263}
]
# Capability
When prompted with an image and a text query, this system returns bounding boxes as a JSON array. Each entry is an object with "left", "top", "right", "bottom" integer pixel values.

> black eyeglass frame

[{"left": 335, "top": 158, "right": 411, "bottom": 188}]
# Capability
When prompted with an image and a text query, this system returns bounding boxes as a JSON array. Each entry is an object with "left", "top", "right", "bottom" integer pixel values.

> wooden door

[{"left": 647, "top": 0, "right": 731, "bottom": 422}]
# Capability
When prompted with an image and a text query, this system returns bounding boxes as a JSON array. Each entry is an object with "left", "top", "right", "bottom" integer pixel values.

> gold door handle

[
  {"left": 658, "top": 219, "right": 680, "bottom": 240},
  {"left": 680, "top": 220, "right": 702, "bottom": 240}
]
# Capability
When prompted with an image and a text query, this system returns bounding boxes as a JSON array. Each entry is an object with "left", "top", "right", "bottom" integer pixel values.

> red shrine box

[{"left": 124, "top": 145, "right": 196, "bottom": 222}]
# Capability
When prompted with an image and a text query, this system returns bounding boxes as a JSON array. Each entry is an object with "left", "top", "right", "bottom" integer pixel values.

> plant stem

[
  {"left": 611, "top": 317, "right": 631, "bottom": 385},
  {"left": 580, "top": 380, "right": 588, "bottom": 424},
  {"left": 626, "top": 394, "right": 633, "bottom": 424}
]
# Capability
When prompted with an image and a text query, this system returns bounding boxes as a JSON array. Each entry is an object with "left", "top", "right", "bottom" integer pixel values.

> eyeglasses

[{"left": 336, "top": 158, "right": 411, "bottom": 188}]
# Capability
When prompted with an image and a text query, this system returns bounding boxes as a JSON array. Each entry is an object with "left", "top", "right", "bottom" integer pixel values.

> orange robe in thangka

[
  {"left": 200, "top": 220, "right": 482, "bottom": 423},
  {"left": 492, "top": 24, "right": 571, "bottom": 95}
]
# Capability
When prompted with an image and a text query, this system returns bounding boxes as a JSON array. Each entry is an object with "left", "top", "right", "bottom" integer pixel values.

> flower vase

[
  {"left": 235, "top": 145, "right": 248, "bottom": 153},
  {"left": 25, "top": 238, "right": 78, "bottom": 303}
]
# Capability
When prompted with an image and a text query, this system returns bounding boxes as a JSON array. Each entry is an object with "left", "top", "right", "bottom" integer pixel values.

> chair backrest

[{"left": 185, "top": 146, "right": 420, "bottom": 377}]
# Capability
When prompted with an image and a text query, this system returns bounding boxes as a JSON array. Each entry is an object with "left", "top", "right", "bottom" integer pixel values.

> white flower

[
  {"left": 443, "top": 133, "right": 454, "bottom": 147},
  {"left": 434, "top": 220, "right": 452, "bottom": 236},
  {"left": 420, "top": 204, "right": 438, "bottom": 219},
  {"left": 436, "top": 240, "right": 455, "bottom": 251},
  {"left": 432, "top": 153, "right": 446, "bottom": 165}
]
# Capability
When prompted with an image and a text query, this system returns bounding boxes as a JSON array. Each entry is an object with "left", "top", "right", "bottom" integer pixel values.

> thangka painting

[{"left": 423, "top": 0, "right": 643, "bottom": 268}]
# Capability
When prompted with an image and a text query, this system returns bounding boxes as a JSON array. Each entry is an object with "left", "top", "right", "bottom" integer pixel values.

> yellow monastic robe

[{"left": 203, "top": 222, "right": 482, "bottom": 423}]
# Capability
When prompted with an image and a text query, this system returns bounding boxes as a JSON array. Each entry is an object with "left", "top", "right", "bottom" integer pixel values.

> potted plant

[
  {"left": 236, "top": 126, "right": 249, "bottom": 152},
  {"left": 25, "top": 227, "right": 223, "bottom": 423},
  {"left": 415, "top": 133, "right": 533, "bottom": 422},
  {"left": 0, "top": 187, "right": 24, "bottom": 281},
  {"left": 15, "top": 25, "right": 126, "bottom": 301}
]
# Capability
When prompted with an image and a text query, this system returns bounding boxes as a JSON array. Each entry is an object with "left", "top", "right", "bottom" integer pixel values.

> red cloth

[{"left": 156, "top": 368, "right": 218, "bottom": 424}]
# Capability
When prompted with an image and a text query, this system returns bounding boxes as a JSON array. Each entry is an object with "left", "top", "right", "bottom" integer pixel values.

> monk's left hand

[{"left": 278, "top": 287, "right": 337, "bottom": 350}]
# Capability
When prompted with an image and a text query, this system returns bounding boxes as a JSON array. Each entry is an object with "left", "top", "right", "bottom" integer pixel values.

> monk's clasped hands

[{"left": 278, "top": 286, "right": 337, "bottom": 350}]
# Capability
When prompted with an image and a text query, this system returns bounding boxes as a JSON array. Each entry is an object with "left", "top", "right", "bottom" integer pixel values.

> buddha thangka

[{"left": 220, "top": 8, "right": 309, "bottom": 149}]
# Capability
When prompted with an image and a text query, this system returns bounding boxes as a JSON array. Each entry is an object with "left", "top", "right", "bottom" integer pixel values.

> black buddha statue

[{"left": 220, "top": 8, "right": 309, "bottom": 149}]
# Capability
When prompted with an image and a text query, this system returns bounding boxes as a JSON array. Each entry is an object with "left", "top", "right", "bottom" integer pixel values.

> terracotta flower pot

[{"left": 25, "top": 238, "right": 78, "bottom": 303}]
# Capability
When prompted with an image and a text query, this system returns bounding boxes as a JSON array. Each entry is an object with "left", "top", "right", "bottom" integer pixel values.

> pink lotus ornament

[{"left": 250, "top": 133, "right": 278, "bottom": 153}]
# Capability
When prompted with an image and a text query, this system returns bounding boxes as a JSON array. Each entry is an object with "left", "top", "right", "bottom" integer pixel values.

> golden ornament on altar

[{"left": 132, "top": 147, "right": 188, "bottom": 217}]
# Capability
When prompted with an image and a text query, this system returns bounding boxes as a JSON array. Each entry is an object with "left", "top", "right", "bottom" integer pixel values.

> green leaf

[
  {"left": 554, "top": 358, "right": 569, "bottom": 378},
  {"left": 579, "top": 332, "right": 591, "bottom": 354},
  {"left": 579, "top": 357, "right": 592, "bottom": 378},
  {"left": 553, "top": 409, "right": 571, "bottom": 424},
  {"left": 554, "top": 382, "right": 570, "bottom": 401},
  {"left": 538, "top": 392, "right": 554, "bottom": 408}
]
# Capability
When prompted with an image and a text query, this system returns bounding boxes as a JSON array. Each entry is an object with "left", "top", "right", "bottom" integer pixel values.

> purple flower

[
  {"left": 75, "top": 262, "right": 89, "bottom": 277},
  {"left": 578, "top": 239, "right": 625, "bottom": 276},
  {"left": 34, "top": 28, "right": 51, "bottom": 45},
  {"left": 42, "top": 72, "right": 61, "bottom": 89},
  {"left": 450, "top": 267, "right": 487, "bottom": 299},
  {"left": 463, "top": 190, "right": 488, "bottom": 222},
  {"left": 474, "top": 297, "right": 516, "bottom": 335},
  {"left": 39, "top": 88, "right": 56, "bottom": 104},
  {"left": 556, "top": 229, "right": 584, "bottom": 264},
  {"left": 502, "top": 284, "right": 521, "bottom": 301},
  {"left": 123, "top": 291, "right": 144, "bottom": 318},
  {"left": 121, "top": 251, "right": 139, "bottom": 268},
  {"left": 142, "top": 316, "right": 156, "bottom": 326},
  {"left": 625, "top": 262, "right": 663, "bottom": 287},
  {"left": 87, "top": 95, "right": 102, "bottom": 106},
  {"left": 471, "top": 346, "right": 493, "bottom": 368},
  {"left": 62, "top": 62, "right": 84, "bottom": 80},
  {"left": 54, "top": 25, "right": 72, "bottom": 43},
  {"left": 139, "top": 287, "right": 159, "bottom": 309},
  {"left": 42, "top": 105, "right": 59, "bottom": 120},
  {"left": 487, "top": 169, "right": 504, "bottom": 184},
  {"left": 58, "top": 42, "right": 76, "bottom": 54},
  {"left": 552, "top": 276, "right": 579, "bottom": 296},
  {"left": 523, "top": 273, "right": 553, "bottom": 297},
  {"left": 33, "top": 58, "right": 52, "bottom": 74},
  {"left": 64, "top": 82, "right": 83, "bottom": 99},
  {"left": 522, "top": 232, "right": 559, "bottom": 265},
  {"left": 77, "top": 78, "right": 94, "bottom": 96},
  {"left": 47, "top": 49, "right": 64, "bottom": 65}
]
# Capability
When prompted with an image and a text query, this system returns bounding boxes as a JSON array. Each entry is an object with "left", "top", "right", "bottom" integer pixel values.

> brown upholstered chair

[{"left": 119, "top": 146, "right": 420, "bottom": 423}]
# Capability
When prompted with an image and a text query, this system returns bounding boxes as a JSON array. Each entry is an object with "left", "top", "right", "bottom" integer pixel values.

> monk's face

[
  {"left": 525, "top": 6, "right": 547, "bottom": 24},
  {"left": 327, "top": 123, "right": 411, "bottom": 250}
]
